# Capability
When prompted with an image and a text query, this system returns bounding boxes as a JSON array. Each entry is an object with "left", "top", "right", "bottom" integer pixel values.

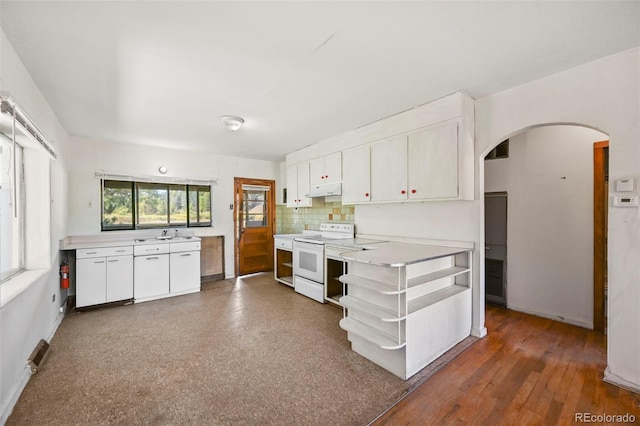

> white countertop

[
  {"left": 60, "top": 234, "right": 203, "bottom": 250},
  {"left": 341, "top": 242, "right": 472, "bottom": 267}
]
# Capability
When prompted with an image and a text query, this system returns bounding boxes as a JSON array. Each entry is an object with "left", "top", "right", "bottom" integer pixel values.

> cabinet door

[
  {"left": 342, "top": 145, "right": 371, "bottom": 204},
  {"left": 286, "top": 165, "right": 298, "bottom": 207},
  {"left": 309, "top": 157, "right": 325, "bottom": 185},
  {"left": 134, "top": 254, "right": 169, "bottom": 299},
  {"left": 408, "top": 122, "right": 458, "bottom": 199},
  {"left": 106, "top": 255, "right": 133, "bottom": 302},
  {"left": 170, "top": 251, "right": 201, "bottom": 294},
  {"left": 371, "top": 135, "right": 408, "bottom": 202},
  {"left": 76, "top": 257, "right": 107, "bottom": 307},
  {"left": 296, "top": 163, "right": 312, "bottom": 207},
  {"left": 324, "top": 152, "right": 342, "bottom": 183}
]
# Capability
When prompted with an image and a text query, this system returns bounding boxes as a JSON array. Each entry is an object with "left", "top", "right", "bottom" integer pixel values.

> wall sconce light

[{"left": 220, "top": 115, "right": 245, "bottom": 131}]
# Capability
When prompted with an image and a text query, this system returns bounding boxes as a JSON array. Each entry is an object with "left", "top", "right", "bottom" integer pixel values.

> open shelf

[
  {"left": 407, "top": 284, "right": 469, "bottom": 313},
  {"left": 407, "top": 266, "right": 469, "bottom": 288},
  {"left": 339, "top": 317, "right": 406, "bottom": 350},
  {"left": 326, "top": 295, "right": 342, "bottom": 306},
  {"left": 340, "top": 295, "right": 405, "bottom": 322},
  {"left": 282, "top": 262, "right": 293, "bottom": 268},
  {"left": 277, "top": 276, "right": 294, "bottom": 287},
  {"left": 339, "top": 274, "right": 404, "bottom": 295}
]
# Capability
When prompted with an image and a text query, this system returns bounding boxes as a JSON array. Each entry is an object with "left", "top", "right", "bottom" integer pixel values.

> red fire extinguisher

[{"left": 60, "top": 263, "right": 70, "bottom": 289}]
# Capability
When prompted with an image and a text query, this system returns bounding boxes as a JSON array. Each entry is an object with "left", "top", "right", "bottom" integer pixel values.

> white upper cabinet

[
  {"left": 370, "top": 135, "right": 408, "bottom": 203},
  {"left": 286, "top": 92, "right": 474, "bottom": 204},
  {"left": 310, "top": 152, "right": 342, "bottom": 185},
  {"left": 286, "top": 162, "right": 312, "bottom": 208},
  {"left": 342, "top": 145, "right": 371, "bottom": 204},
  {"left": 407, "top": 121, "right": 459, "bottom": 200}
]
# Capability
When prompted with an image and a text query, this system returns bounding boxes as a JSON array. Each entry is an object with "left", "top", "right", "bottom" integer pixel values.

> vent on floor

[{"left": 27, "top": 339, "right": 50, "bottom": 374}]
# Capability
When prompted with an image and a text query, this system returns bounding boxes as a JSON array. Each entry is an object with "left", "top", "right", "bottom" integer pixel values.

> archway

[{"left": 479, "top": 124, "right": 609, "bottom": 331}]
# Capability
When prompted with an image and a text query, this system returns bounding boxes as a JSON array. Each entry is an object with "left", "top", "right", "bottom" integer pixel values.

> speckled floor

[{"left": 7, "top": 273, "right": 476, "bottom": 425}]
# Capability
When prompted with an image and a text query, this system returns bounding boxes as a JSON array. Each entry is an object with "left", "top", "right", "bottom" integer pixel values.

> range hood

[{"left": 306, "top": 182, "right": 342, "bottom": 198}]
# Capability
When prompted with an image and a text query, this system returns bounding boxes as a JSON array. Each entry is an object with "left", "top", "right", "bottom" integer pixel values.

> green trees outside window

[{"left": 101, "top": 180, "right": 212, "bottom": 231}]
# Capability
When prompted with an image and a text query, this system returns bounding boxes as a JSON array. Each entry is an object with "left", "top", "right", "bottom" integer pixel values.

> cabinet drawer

[
  {"left": 134, "top": 244, "right": 170, "bottom": 256},
  {"left": 77, "top": 245, "right": 133, "bottom": 259},
  {"left": 170, "top": 241, "right": 201, "bottom": 253},
  {"left": 275, "top": 238, "right": 293, "bottom": 251}
]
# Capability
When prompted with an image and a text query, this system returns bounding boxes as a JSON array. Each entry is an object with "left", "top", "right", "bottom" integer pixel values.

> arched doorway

[{"left": 480, "top": 124, "right": 608, "bottom": 331}]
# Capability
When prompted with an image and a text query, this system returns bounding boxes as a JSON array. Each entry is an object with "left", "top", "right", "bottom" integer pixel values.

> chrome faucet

[
  {"left": 175, "top": 229, "right": 179, "bottom": 238},
  {"left": 162, "top": 229, "right": 169, "bottom": 237}
]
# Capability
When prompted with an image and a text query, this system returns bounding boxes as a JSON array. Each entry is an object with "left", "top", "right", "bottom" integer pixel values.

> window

[
  {"left": 242, "top": 189, "right": 267, "bottom": 228},
  {"left": 485, "top": 139, "right": 509, "bottom": 160},
  {"left": 0, "top": 134, "right": 25, "bottom": 281},
  {"left": 101, "top": 180, "right": 212, "bottom": 231}
]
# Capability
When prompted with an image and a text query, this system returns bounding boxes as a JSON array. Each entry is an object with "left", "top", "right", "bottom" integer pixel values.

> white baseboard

[
  {"left": 0, "top": 366, "right": 30, "bottom": 425},
  {"left": 471, "top": 327, "right": 487, "bottom": 338},
  {"left": 604, "top": 367, "right": 640, "bottom": 394},
  {"left": 507, "top": 304, "right": 592, "bottom": 329},
  {"left": 1, "top": 311, "right": 65, "bottom": 425}
]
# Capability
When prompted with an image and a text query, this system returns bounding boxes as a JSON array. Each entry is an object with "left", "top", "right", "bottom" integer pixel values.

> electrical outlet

[
  {"left": 229, "top": 204, "right": 233, "bottom": 210},
  {"left": 52, "top": 293, "right": 55, "bottom": 303}
]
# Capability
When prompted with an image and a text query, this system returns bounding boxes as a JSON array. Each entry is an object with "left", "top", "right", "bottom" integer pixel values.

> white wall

[
  {"left": 484, "top": 126, "right": 607, "bottom": 327},
  {"left": 476, "top": 48, "right": 640, "bottom": 391},
  {"left": 66, "top": 137, "right": 280, "bottom": 279},
  {"left": 0, "top": 27, "right": 71, "bottom": 422}
]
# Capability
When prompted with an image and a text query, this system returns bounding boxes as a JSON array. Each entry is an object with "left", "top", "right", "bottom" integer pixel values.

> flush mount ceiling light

[
  {"left": 220, "top": 115, "right": 245, "bottom": 131},
  {"left": 158, "top": 166, "right": 167, "bottom": 174}
]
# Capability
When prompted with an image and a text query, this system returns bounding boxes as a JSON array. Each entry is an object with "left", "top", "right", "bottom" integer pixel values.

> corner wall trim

[{"left": 604, "top": 366, "right": 640, "bottom": 394}]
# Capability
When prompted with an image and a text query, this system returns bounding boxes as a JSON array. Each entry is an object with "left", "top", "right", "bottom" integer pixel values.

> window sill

[{"left": 0, "top": 269, "right": 49, "bottom": 308}]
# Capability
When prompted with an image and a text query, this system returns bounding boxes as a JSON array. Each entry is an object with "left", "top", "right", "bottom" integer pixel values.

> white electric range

[{"left": 292, "top": 223, "right": 354, "bottom": 303}]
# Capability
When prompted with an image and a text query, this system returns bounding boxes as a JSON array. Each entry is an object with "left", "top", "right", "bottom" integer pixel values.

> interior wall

[
  {"left": 0, "top": 28, "right": 71, "bottom": 422},
  {"left": 484, "top": 126, "right": 607, "bottom": 327},
  {"left": 65, "top": 137, "right": 280, "bottom": 279},
  {"left": 476, "top": 47, "right": 640, "bottom": 391}
]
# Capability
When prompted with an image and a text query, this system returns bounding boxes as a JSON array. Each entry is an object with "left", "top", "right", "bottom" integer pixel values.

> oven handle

[{"left": 293, "top": 241, "right": 325, "bottom": 252}]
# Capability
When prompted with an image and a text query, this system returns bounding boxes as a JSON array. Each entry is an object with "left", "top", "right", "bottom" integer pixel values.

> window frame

[
  {"left": 0, "top": 136, "right": 26, "bottom": 282},
  {"left": 100, "top": 179, "right": 212, "bottom": 231}
]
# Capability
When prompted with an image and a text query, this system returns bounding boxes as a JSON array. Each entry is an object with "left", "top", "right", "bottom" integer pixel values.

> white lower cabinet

[
  {"left": 76, "top": 245, "right": 134, "bottom": 308},
  {"left": 170, "top": 251, "right": 201, "bottom": 294},
  {"left": 134, "top": 253, "right": 170, "bottom": 300}
]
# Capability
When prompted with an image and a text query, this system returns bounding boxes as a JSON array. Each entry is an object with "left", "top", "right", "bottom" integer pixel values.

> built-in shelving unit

[
  {"left": 339, "top": 242, "right": 473, "bottom": 379},
  {"left": 274, "top": 236, "right": 295, "bottom": 287}
]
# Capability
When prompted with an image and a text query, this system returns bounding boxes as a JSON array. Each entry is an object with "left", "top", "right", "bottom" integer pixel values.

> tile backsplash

[{"left": 276, "top": 199, "right": 355, "bottom": 234}]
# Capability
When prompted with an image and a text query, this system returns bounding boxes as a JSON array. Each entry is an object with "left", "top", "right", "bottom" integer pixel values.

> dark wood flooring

[{"left": 374, "top": 305, "right": 640, "bottom": 425}]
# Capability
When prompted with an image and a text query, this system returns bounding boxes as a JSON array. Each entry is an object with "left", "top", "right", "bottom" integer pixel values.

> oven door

[{"left": 293, "top": 240, "right": 324, "bottom": 283}]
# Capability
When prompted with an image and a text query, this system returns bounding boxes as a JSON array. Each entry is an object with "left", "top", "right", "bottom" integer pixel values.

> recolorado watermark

[{"left": 575, "top": 412, "right": 636, "bottom": 423}]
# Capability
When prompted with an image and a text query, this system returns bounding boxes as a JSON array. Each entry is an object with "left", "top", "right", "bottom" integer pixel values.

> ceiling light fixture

[
  {"left": 220, "top": 115, "right": 245, "bottom": 131},
  {"left": 158, "top": 166, "right": 167, "bottom": 174}
]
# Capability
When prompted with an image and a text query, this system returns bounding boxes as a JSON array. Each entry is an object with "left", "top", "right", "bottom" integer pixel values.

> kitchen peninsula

[{"left": 339, "top": 240, "right": 473, "bottom": 379}]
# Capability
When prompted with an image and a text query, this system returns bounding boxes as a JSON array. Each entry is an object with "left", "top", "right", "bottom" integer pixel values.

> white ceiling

[{"left": 1, "top": 1, "right": 639, "bottom": 162}]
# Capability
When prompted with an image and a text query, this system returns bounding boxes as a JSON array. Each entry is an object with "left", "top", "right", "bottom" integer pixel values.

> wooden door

[
  {"left": 234, "top": 178, "right": 276, "bottom": 276},
  {"left": 593, "top": 140, "right": 608, "bottom": 333}
]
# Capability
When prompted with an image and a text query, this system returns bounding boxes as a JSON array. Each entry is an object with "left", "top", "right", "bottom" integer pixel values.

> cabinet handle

[
  {"left": 401, "top": 190, "right": 406, "bottom": 194},
  {"left": 146, "top": 248, "right": 159, "bottom": 252},
  {"left": 146, "top": 256, "right": 159, "bottom": 260},
  {"left": 115, "top": 249, "right": 125, "bottom": 253},
  {"left": 411, "top": 189, "right": 416, "bottom": 194},
  {"left": 108, "top": 259, "right": 119, "bottom": 263},
  {"left": 94, "top": 260, "right": 105, "bottom": 264},
  {"left": 180, "top": 253, "right": 192, "bottom": 257},
  {"left": 365, "top": 193, "right": 369, "bottom": 197},
  {"left": 86, "top": 251, "right": 98, "bottom": 255}
]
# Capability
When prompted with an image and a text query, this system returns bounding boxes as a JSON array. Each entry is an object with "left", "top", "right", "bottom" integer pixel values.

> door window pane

[{"left": 243, "top": 190, "right": 267, "bottom": 227}]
